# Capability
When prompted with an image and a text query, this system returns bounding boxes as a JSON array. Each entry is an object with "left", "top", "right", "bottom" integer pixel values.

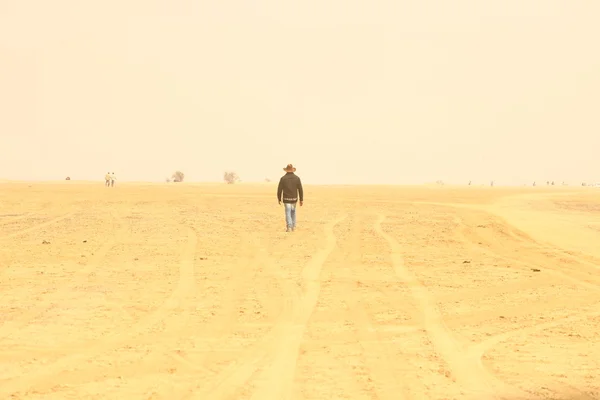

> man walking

[
  {"left": 277, "top": 164, "right": 303, "bottom": 232},
  {"left": 110, "top": 172, "right": 116, "bottom": 187},
  {"left": 105, "top": 172, "right": 111, "bottom": 187}
]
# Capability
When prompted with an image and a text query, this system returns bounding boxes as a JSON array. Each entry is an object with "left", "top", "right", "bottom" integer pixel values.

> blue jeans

[{"left": 284, "top": 202, "right": 297, "bottom": 229}]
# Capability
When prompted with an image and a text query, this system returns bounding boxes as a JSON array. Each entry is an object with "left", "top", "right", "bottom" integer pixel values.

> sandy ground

[{"left": 1, "top": 182, "right": 599, "bottom": 400}]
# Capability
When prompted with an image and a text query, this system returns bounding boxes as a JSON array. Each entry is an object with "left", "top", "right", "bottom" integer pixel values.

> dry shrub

[
  {"left": 224, "top": 171, "right": 239, "bottom": 184},
  {"left": 172, "top": 171, "right": 184, "bottom": 182}
]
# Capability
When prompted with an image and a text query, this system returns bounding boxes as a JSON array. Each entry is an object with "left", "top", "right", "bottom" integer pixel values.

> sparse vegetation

[
  {"left": 172, "top": 171, "right": 184, "bottom": 182},
  {"left": 224, "top": 171, "right": 240, "bottom": 184}
]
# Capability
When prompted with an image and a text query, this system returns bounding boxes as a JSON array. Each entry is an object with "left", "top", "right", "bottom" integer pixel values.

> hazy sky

[{"left": 1, "top": 1, "right": 599, "bottom": 184}]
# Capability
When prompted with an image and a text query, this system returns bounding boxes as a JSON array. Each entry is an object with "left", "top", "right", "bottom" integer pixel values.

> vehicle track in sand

[
  {"left": 4, "top": 186, "right": 598, "bottom": 399},
  {"left": 0, "top": 211, "right": 80, "bottom": 283},
  {"left": 386, "top": 201, "right": 600, "bottom": 399},
  {"left": 459, "top": 212, "right": 600, "bottom": 289},
  {"left": 245, "top": 212, "right": 395, "bottom": 400},
  {"left": 438, "top": 213, "right": 600, "bottom": 332},
  {"left": 242, "top": 248, "right": 307, "bottom": 400},
  {"left": 0, "top": 226, "right": 269, "bottom": 397},
  {"left": 0, "top": 210, "right": 126, "bottom": 342},
  {"left": 407, "top": 202, "right": 600, "bottom": 324},
  {"left": 336, "top": 212, "right": 410, "bottom": 400},
  {"left": 164, "top": 235, "right": 269, "bottom": 373},
  {"left": 464, "top": 309, "right": 600, "bottom": 400},
  {"left": 3, "top": 212, "right": 77, "bottom": 240},
  {"left": 419, "top": 199, "right": 600, "bottom": 290},
  {"left": 0, "top": 224, "right": 198, "bottom": 398},
  {"left": 163, "top": 232, "right": 303, "bottom": 399},
  {"left": 6, "top": 217, "right": 292, "bottom": 398},
  {"left": 186, "top": 214, "right": 348, "bottom": 400},
  {"left": 374, "top": 213, "right": 500, "bottom": 399},
  {"left": 0, "top": 212, "right": 32, "bottom": 228},
  {"left": 468, "top": 309, "right": 600, "bottom": 364}
]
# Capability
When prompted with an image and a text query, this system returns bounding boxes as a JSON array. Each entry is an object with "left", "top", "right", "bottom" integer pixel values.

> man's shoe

[{"left": 286, "top": 228, "right": 290, "bottom": 232}]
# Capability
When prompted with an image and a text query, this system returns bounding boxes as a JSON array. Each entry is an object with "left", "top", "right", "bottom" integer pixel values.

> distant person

[
  {"left": 110, "top": 172, "right": 116, "bottom": 187},
  {"left": 277, "top": 164, "right": 303, "bottom": 232},
  {"left": 105, "top": 172, "right": 111, "bottom": 187}
]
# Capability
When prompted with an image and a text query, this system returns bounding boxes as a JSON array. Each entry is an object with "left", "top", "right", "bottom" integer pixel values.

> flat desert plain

[{"left": 1, "top": 182, "right": 599, "bottom": 400}]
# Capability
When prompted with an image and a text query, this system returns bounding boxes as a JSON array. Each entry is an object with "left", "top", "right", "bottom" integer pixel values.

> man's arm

[
  {"left": 277, "top": 177, "right": 283, "bottom": 203},
  {"left": 297, "top": 177, "right": 304, "bottom": 204}
]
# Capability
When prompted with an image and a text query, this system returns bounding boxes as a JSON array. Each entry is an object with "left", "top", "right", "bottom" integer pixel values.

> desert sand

[{"left": 0, "top": 182, "right": 599, "bottom": 400}]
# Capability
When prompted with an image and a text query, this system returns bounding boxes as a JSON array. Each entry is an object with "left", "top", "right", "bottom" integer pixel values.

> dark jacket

[{"left": 277, "top": 172, "right": 303, "bottom": 203}]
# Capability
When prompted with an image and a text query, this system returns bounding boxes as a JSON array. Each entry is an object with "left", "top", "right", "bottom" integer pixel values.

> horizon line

[{"left": 0, "top": 179, "right": 597, "bottom": 188}]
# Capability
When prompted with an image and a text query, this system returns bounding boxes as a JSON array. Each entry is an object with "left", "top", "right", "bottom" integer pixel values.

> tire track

[
  {"left": 459, "top": 213, "right": 600, "bottom": 291},
  {"left": 175, "top": 255, "right": 298, "bottom": 400},
  {"left": 449, "top": 205, "right": 600, "bottom": 291},
  {"left": 0, "top": 227, "right": 260, "bottom": 390},
  {"left": 167, "top": 239, "right": 302, "bottom": 400},
  {"left": 467, "top": 309, "right": 600, "bottom": 363},
  {"left": 246, "top": 214, "right": 348, "bottom": 400},
  {"left": 0, "top": 225, "right": 198, "bottom": 397},
  {"left": 464, "top": 310, "right": 600, "bottom": 400},
  {"left": 441, "top": 215, "right": 600, "bottom": 324},
  {"left": 437, "top": 278, "right": 564, "bottom": 305},
  {"left": 443, "top": 297, "right": 600, "bottom": 330},
  {"left": 43, "top": 230, "right": 269, "bottom": 396},
  {"left": 0, "top": 210, "right": 126, "bottom": 341},
  {"left": 406, "top": 204, "right": 598, "bottom": 398},
  {"left": 162, "top": 235, "right": 269, "bottom": 374},
  {"left": 0, "top": 212, "right": 31, "bottom": 228},
  {"left": 3, "top": 211, "right": 76, "bottom": 240},
  {"left": 374, "top": 214, "right": 498, "bottom": 399},
  {"left": 189, "top": 214, "right": 348, "bottom": 400},
  {"left": 340, "top": 212, "right": 410, "bottom": 400}
]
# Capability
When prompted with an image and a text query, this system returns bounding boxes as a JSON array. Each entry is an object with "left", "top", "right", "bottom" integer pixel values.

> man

[
  {"left": 110, "top": 172, "right": 116, "bottom": 187},
  {"left": 105, "top": 172, "right": 111, "bottom": 187},
  {"left": 277, "top": 164, "right": 303, "bottom": 232}
]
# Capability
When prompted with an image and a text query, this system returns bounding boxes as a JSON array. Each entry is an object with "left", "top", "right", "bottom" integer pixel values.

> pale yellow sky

[{"left": 1, "top": 1, "right": 599, "bottom": 185}]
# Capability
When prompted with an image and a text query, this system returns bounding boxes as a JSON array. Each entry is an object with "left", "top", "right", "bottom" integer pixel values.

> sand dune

[{"left": 0, "top": 183, "right": 599, "bottom": 399}]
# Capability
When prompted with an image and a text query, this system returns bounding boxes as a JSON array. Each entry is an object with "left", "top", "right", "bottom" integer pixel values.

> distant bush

[
  {"left": 224, "top": 171, "right": 240, "bottom": 184},
  {"left": 172, "top": 171, "right": 184, "bottom": 182}
]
